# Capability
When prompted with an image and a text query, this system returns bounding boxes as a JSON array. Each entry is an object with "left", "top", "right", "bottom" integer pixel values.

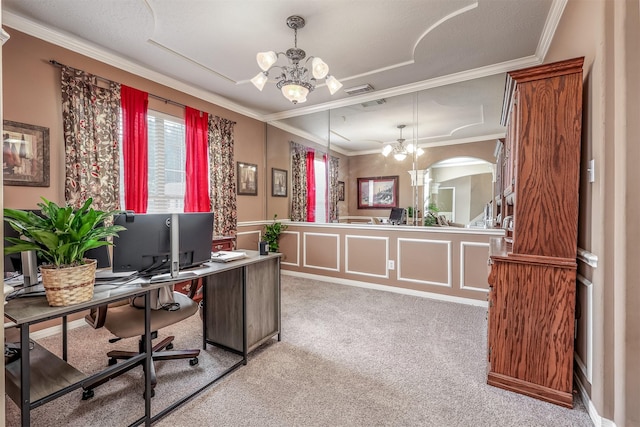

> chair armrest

[{"left": 85, "top": 305, "right": 108, "bottom": 329}]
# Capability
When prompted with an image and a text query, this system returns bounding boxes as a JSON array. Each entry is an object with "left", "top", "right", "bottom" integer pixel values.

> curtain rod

[{"left": 49, "top": 59, "right": 185, "bottom": 109}]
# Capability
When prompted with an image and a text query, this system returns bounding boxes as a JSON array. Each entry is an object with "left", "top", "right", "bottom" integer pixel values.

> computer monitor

[
  {"left": 389, "top": 207, "right": 406, "bottom": 225},
  {"left": 112, "top": 212, "right": 214, "bottom": 275}
]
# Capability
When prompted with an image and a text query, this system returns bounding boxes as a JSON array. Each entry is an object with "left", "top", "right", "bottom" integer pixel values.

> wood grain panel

[
  {"left": 204, "top": 269, "right": 243, "bottom": 351},
  {"left": 512, "top": 72, "right": 582, "bottom": 259},
  {"left": 246, "top": 258, "right": 279, "bottom": 352},
  {"left": 488, "top": 258, "right": 576, "bottom": 407}
]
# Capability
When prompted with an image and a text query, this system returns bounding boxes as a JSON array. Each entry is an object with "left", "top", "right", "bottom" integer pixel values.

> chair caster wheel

[
  {"left": 166, "top": 343, "right": 174, "bottom": 350},
  {"left": 189, "top": 357, "right": 199, "bottom": 366},
  {"left": 82, "top": 389, "right": 94, "bottom": 400},
  {"left": 143, "top": 389, "right": 155, "bottom": 399},
  {"left": 108, "top": 358, "right": 117, "bottom": 366}
]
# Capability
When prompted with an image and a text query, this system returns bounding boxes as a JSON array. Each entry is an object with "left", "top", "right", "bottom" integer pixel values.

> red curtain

[
  {"left": 306, "top": 150, "right": 316, "bottom": 222},
  {"left": 184, "top": 106, "right": 210, "bottom": 212},
  {"left": 121, "top": 85, "right": 149, "bottom": 213}
]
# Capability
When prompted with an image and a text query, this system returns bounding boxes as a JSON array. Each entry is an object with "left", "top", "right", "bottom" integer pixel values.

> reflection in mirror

[
  {"left": 425, "top": 157, "right": 495, "bottom": 228},
  {"left": 266, "top": 110, "right": 330, "bottom": 222},
  {"left": 266, "top": 73, "right": 506, "bottom": 225}
]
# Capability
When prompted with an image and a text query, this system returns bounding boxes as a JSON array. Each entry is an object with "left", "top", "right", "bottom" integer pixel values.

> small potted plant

[
  {"left": 3, "top": 197, "right": 125, "bottom": 306},
  {"left": 262, "top": 214, "right": 288, "bottom": 253}
]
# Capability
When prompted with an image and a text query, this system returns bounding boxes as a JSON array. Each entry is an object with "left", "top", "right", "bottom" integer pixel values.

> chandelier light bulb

[
  {"left": 281, "top": 83, "right": 309, "bottom": 104},
  {"left": 256, "top": 51, "right": 278, "bottom": 71},
  {"left": 394, "top": 152, "right": 407, "bottom": 161},
  {"left": 311, "top": 57, "right": 329, "bottom": 79},
  {"left": 325, "top": 75, "right": 343, "bottom": 95},
  {"left": 382, "top": 145, "right": 393, "bottom": 157},
  {"left": 251, "top": 72, "right": 269, "bottom": 91}
]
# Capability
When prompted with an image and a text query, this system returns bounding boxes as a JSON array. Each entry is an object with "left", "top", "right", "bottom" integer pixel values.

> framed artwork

[
  {"left": 272, "top": 168, "right": 288, "bottom": 197},
  {"left": 338, "top": 181, "right": 345, "bottom": 201},
  {"left": 357, "top": 176, "right": 399, "bottom": 209},
  {"left": 3, "top": 120, "right": 50, "bottom": 187},
  {"left": 237, "top": 162, "right": 258, "bottom": 196}
]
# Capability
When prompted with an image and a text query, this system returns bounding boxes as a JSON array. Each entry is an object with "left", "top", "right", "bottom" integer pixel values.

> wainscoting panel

[
  {"left": 576, "top": 274, "right": 593, "bottom": 383},
  {"left": 460, "top": 241, "right": 490, "bottom": 292},
  {"left": 345, "top": 235, "right": 389, "bottom": 278},
  {"left": 237, "top": 230, "right": 261, "bottom": 253},
  {"left": 303, "top": 232, "right": 340, "bottom": 272},
  {"left": 279, "top": 231, "right": 300, "bottom": 267},
  {"left": 397, "top": 238, "right": 451, "bottom": 287}
]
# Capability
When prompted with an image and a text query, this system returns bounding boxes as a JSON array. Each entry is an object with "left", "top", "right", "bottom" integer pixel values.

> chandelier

[
  {"left": 250, "top": 15, "right": 343, "bottom": 104},
  {"left": 382, "top": 125, "right": 424, "bottom": 161}
]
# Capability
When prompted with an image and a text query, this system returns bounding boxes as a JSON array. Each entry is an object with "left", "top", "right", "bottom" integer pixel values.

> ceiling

[{"left": 2, "top": 0, "right": 564, "bottom": 155}]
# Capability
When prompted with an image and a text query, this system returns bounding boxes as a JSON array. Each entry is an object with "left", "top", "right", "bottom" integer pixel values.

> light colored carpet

[{"left": 5, "top": 275, "right": 593, "bottom": 426}]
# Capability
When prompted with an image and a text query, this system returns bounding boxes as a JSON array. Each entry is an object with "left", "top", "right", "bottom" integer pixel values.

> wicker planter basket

[{"left": 40, "top": 259, "right": 97, "bottom": 307}]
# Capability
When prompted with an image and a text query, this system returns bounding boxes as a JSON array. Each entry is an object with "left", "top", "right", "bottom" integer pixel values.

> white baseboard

[
  {"left": 282, "top": 270, "right": 489, "bottom": 308},
  {"left": 575, "top": 374, "right": 616, "bottom": 427},
  {"left": 29, "top": 318, "right": 88, "bottom": 341}
]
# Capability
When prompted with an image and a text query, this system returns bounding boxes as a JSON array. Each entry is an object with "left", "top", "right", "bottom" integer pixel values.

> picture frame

[
  {"left": 338, "top": 181, "right": 345, "bottom": 201},
  {"left": 357, "top": 176, "right": 399, "bottom": 209},
  {"left": 237, "top": 162, "right": 258, "bottom": 196},
  {"left": 271, "top": 168, "right": 288, "bottom": 197},
  {"left": 3, "top": 120, "right": 50, "bottom": 187}
]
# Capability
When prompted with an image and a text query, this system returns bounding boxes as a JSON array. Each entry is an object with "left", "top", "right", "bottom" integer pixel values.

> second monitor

[{"left": 112, "top": 212, "right": 214, "bottom": 275}]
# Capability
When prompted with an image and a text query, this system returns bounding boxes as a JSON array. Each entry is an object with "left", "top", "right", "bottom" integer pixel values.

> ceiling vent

[
  {"left": 344, "top": 84, "right": 374, "bottom": 95},
  {"left": 361, "top": 99, "right": 386, "bottom": 108}
]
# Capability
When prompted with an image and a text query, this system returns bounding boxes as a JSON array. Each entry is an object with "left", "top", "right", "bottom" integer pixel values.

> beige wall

[
  {"left": 546, "top": 0, "right": 640, "bottom": 425},
  {"left": 2, "top": 28, "right": 267, "bottom": 222}
]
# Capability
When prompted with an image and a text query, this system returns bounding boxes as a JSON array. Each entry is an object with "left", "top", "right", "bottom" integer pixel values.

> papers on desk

[{"left": 209, "top": 251, "right": 247, "bottom": 263}]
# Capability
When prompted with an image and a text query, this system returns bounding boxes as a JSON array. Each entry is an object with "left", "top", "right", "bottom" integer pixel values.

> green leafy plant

[
  {"left": 3, "top": 197, "right": 126, "bottom": 268},
  {"left": 423, "top": 202, "right": 440, "bottom": 226},
  {"left": 263, "top": 214, "right": 288, "bottom": 252}
]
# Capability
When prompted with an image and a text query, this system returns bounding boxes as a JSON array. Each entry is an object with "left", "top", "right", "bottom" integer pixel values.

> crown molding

[
  {"left": 3, "top": 11, "right": 262, "bottom": 121},
  {"left": 537, "top": 0, "right": 569, "bottom": 61}
]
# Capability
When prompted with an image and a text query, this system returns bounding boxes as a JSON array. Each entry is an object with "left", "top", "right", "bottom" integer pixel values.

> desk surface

[{"left": 4, "top": 250, "right": 280, "bottom": 325}]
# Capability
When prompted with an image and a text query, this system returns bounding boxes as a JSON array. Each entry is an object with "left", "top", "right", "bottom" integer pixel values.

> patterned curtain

[
  {"left": 61, "top": 66, "right": 121, "bottom": 211},
  {"left": 290, "top": 142, "right": 308, "bottom": 221},
  {"left": 328, "top": 156, "right": 340, "bottom": 222},
  {"left": 208, "top": 115, "right": 236, "bottom": 236}
]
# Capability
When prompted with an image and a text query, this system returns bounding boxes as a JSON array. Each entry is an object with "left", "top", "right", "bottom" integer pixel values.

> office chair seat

[{"left": 82, "top": 291, "right": 200, "bottom": 400}]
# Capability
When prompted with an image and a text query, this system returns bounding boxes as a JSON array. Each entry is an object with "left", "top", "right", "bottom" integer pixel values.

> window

[{"left": 120, "top": 110, "right": 190, "bottom": 213}]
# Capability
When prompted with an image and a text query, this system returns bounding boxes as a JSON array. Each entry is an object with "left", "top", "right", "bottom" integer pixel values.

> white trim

[
  {"left": 577, "top": 247, "right": 599, "bottom": 268},
  {"left": 397, "top": 238, "right": 452, "bottom": 287},
  {"left": 30, "top": 318, "right": 88, "bottom": 341},
  {"left": 575, "top": 375, "right": 617, "bottom": 427},
  {"left": 282, "top": 270, "right": 488, "bottom": 308},
  {"left": 303, "top": 232, "right": 340, "bottom": 272},
  {"left": 460, "top": 241, "right": 490, "bottom": 292},
  {"left": 344, "top": 235, "right": 389, "bottom": 278},
  {"left": 537, "top": 0, "right": 569, "bottom": 61},
  {"left": 575, "top": 274, "right": 594, "bottom": 383}
]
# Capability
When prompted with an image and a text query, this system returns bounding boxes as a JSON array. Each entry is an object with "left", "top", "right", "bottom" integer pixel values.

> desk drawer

[{"left": 212, "top": 236, "right": 235, "bottom": 252}]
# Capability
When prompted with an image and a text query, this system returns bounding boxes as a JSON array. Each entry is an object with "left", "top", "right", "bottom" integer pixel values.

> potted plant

[
  {"left": 262, "top": 214, "right": 288, "bottom": 253},
  {"left": 3, "top": 197, "right": 125, "bottom": 306}
]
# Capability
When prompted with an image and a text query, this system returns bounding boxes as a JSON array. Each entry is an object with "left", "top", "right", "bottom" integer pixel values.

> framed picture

[
  {"left": 3, "top": 120, "right": 50, "bottom": 187},
  {"left": 338, "top": 181, "right": 345, "bottom": 201},
  {"left": 237, "top": 162, "right": 258, "bottom": 196},
  {"left": 357, "top": 176, "right": 399, "bottom": 209},
  {"left": 272, "top": 168, "right": 288, "bottom": 197}
]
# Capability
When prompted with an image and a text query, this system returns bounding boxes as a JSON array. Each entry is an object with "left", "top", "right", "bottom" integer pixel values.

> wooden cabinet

[
  {"left": 487, "top": 57, "right": 584, "bottom": 408},
  {"left": 212, "top": 235, "right": 235, "bottom": 252}
]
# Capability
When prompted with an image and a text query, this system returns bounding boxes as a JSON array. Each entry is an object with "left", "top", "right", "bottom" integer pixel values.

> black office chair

[{"left": 82, "top": 284, "right": 200, "bottom": 399}]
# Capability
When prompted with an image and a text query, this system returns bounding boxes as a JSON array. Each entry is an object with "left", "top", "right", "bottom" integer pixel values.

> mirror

[{"left": 266, "top": 73, "right": 506, "bottom": 224}]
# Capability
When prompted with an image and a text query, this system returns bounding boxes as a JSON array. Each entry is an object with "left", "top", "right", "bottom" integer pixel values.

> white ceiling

[{"left": 2, "top": 0, "right": 564, "bottom": 155}]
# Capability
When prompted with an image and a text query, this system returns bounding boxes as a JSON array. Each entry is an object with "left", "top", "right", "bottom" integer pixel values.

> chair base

[{"left": 81, "top": 334, "right": 200, "bottom": 400}]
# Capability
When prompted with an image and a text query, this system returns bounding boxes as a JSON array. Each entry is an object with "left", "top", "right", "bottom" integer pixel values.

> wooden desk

[{"left": 4, "top": 251, "right": 281, "bottom": 426}]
